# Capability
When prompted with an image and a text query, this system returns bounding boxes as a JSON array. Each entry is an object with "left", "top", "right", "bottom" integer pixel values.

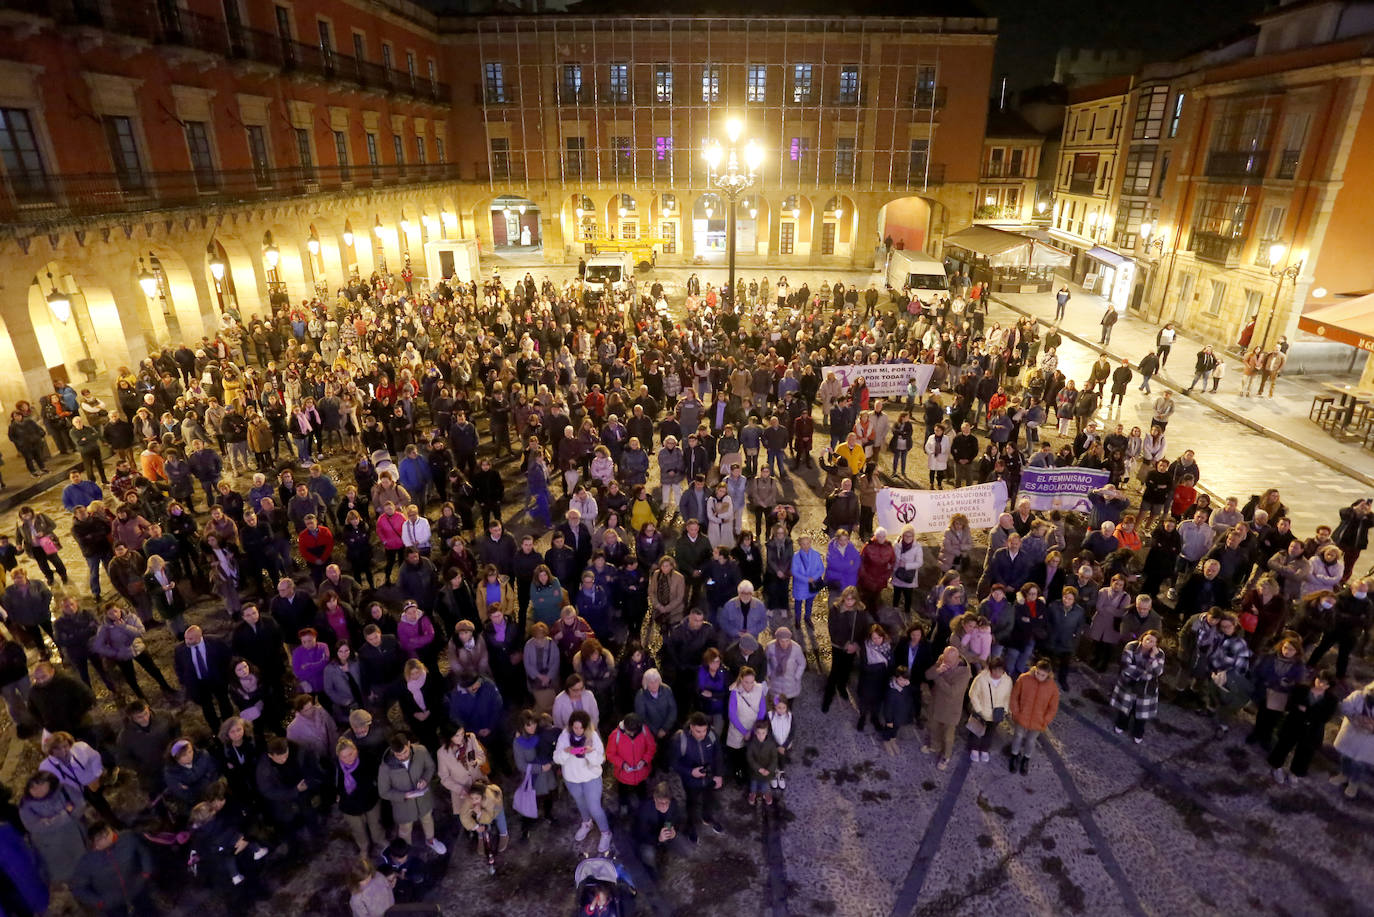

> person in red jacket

[
  {"left": 605, "top": 713, "right": 656, "bottom": 816},
  {"left": 297, "top": 514, "right": 335, "bottom": 587},
  {"left": 857, "top": 528, "right": 897, "bottom": 613}
]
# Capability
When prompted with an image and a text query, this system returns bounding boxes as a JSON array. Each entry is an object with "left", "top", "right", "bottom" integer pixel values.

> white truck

[
  {"left": 885, "top": 250, "right": 950, "bottom": 305},
  {"left": 582, "top": 252, "right": 634, "bottom": 295}
]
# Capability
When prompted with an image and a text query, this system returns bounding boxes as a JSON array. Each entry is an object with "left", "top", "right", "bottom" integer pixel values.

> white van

[
  {"left": 583, "top": 252, "right": 634, "bottom": 295},
  {"left": 886, "top": 250, "right": 949, "bottom": 304}
]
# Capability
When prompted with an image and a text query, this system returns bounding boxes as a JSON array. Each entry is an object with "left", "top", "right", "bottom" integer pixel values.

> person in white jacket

[
  {"left": 764, "top": 628, "right": 805, "bottom": 701},
  {"left": 925, "top": 424, "right": 953, "bottom": 489},
  {"left": 891, "top": 525, "right": 925, "bottom": 618},
  {"left": 706, "top": 485, "right": 735, "bottom": 549},
  {"left": 967, "top": 658, "right": 1013, "bottom": 763},
  {"left": 553, "top": 710, "right": 612, "bottom": 852}
]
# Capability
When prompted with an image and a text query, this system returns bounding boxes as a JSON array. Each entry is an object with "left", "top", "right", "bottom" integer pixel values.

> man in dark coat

[{"left": 173, "top": 625, "right": 235, "bottom": 732}]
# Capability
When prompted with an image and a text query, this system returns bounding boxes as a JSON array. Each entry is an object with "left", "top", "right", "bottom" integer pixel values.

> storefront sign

[
  {"left": 822, "top": 362, "right": 936, "bottom": 399},
  {"left": 1019, "top": 466, "right": 1111, "bottom": 512},
  {"left": 876, "top": 481, "right": 1009, "bottom": 534}
]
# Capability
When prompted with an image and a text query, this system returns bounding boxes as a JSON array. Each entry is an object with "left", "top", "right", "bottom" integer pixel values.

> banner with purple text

[
  {"left": 1018, "top": 466, "right": 1111, "bottom": 512},
  {"left": 822, "top": 363, "right": 936, "bottom": 399},
  {"left": 876, "top": 481, "right": 1009, "bottom": 534}
]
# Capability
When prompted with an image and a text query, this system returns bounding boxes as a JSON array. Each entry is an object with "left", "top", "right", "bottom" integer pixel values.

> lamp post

[
  {"left": 1263, "top": 242, "right": 1303, "bottom": 350},
  {"left": 703, "top": 117, "right": 763, "bottom": 310}
]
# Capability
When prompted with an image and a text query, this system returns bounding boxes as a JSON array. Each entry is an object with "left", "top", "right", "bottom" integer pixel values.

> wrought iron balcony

[
  {"left": 905, "top": 162, "right": 947, "bottom": 189},
  {"left": 1204, "top": 149, "right": 1269, "bottom": 181},
  {"left": 0, "top": 163, "right": 462, "bottom": 226},
  {"left": 1191, "top": 229, "right": 1242, "bottom": 266},
  {"left": 912, "top": 86, "right": 947, "bottom": 110}
]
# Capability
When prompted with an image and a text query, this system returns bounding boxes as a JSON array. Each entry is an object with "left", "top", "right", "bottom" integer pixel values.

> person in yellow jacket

[
  {"left": 834, "top": 432, "right": 867, "bottom": 477},
  {"left": 1008, "top": 659, "right": 1061, "bottom": 775},
  {"left": 458, "top": 779, "right": 509, "bottom": 871}
]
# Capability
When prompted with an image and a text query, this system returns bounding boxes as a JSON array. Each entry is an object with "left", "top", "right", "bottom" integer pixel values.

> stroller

[{"left": 573, "top": 856, "right": 637, "bottom": 917}]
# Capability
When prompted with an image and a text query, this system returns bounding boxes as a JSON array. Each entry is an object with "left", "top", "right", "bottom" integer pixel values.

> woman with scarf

[
  {"left": 856, "top": 624, "right": 894, "bottom": 733},
  {"left": 397, "top": 658, "right": 445, "bottom": 749},
  {"left": 438, "top": 722, "right": 490, "bottom": 813}
]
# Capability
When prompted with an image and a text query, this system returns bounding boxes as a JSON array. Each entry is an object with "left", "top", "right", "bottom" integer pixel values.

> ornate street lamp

[
  {"left": 1263, "top": 243, "right": 1303, "bottom": 350},
  {"left": 136, "top": 256, "right": 158, "bottom": 298},
  {"left": 44, "top": 270, "right": 71, "bottom": 323},
  {"left": 703, "top": 117, "right": 763, "bottom": 309}
]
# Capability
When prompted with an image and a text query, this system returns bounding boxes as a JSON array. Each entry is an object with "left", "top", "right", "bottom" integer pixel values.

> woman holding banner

[{"left": 924, "top": 424, "right": 952, "bottom": 490}]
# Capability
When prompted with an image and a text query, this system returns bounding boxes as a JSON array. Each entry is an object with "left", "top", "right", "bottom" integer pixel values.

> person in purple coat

[{"left": 824, "top": 529, "right": 862, "bottom": 594}]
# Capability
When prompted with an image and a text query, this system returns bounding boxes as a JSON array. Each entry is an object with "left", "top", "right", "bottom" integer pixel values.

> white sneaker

[
  {"left": 426, "top": 838, "right": 447, "bottom": 855},
  {"left": 970, "top": 750, "right": 980, "bottom": 763},
  {"left": 1272, "top": 768, "right": 1287, "bottom": 785},
  {"left": 231, "top": 875, "right": 244, "bottom": 886},
  {"left": 979, "top": 751, "right": 990, "bottom": 763},
  {"left": 574, "top": 820, "right": 593, "bottom": 842},
  {"left": 597, "top": 830, "right": 612, "bottom": 854}
]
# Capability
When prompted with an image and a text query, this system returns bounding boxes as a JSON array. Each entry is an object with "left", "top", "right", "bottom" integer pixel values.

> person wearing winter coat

[
  {"left": 1110, "top": 633, "right": 1166, "bottom": 742},
  {"left": 924, "top": 425, "right": 953, "bottom": 489},
  {"left": 19, "top": 770, "right": 87, "bottom": 884},
  {"left": 790, "top": 535, "right": 825, "bottom": 625},
  {"left": 349, "top": 856, "right": 398, "bottom": 917},
  {"left": 554, "top": 710, "right": 613, "bottom": 852},
  {"left": 92, "top": 605, "right": 175, "bottom": 700},
  {"left": 924, "top": 646, "right": 972, "bottom": 770},
  {"left": 334, "top": 736, "right": 385, "bottom": 855},
  {"left": 0, "top": 820, "right": 50, "bottom": 915},
  {"left": 1086, "top": 574, "right": 1131, "bottom": 671},
  {"left": 458, "top": 780, "right": 508, "bottom": 868},
  {"left": 377, "top": 732, "right": 446, "bottom": 854},
  {"left": 1008, "top": 660, "right": 1061, "bottom": 775},
  {"left": 857, "top": 528, "right": 897, "bottom": 613},
  {"left": 744, "top": 719, "right": 780, "bottom": 806},
  {"left": 718, "top": 580, "right": 767, "bottom": 641},
  {"left": 1247, "top": 636, "right": 1308, "bottom": 749},
  {"left": 823, "top": 586, "right": 873, "bottom": 713},
  {"left": 967, "top": 658, "right": 1013, "bottom": 762},
  {"left": 764, "top": 628, "right": 805, "bottom": 701},
  {"left": 69, "top": 822, "right": 155, "bottom": 916},
  {"left": 890, "top": 526, "right": 924, "bottom": 617},
  {"left": 940, "top": 514, "right": 974, "bottom": 571},
  {"left": 706, "top": 485, "right": 735, "bottom": 549},
  {"left": 1041, "top": 586, "right": 1086, "bottom": 689},
  {"left": 855, "top": 625, "right": 894, "bottom": 733},
  {"left": 1268, "top": 669, "right": 1339, "bottom": 784},
  {"left": 606, "top": 713, "right": 657, "bottom": 814},
  {"left": 878, "top": 666, "right": 916, "bottom": 752}
]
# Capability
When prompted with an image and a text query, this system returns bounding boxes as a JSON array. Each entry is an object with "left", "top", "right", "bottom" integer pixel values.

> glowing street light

[{"left": 136, "top": 257, "right": 158, "bottom": 298}]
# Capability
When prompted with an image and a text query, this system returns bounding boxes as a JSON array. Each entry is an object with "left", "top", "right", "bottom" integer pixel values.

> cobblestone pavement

[{"left": 4, "top": 266, "right": 1373, "bottom": 917}]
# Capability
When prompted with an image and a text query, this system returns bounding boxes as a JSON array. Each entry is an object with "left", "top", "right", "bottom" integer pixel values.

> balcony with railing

[
  {"left": 1275, "top": 149, "right": 1301, "bottom": 180},
  {"left": 1067, "top": 177, "right": 1096, "bottom": 195},
  {"left": 5, "top": 0, "right": 449, "bottom": 103},
  {"left": 1204, "top": 149, "right": 1270, "bottom": 182},
  {"left": 912, "top": 86, "right": 948, "bottom": 110},
  {"left": 0, "top": 162, "right": 462, "bottom": 226},
  {"left": 1191, "top": 229, "right": 1243, "bottom": 266},
  {"left": 903, "top": 162, "right": 947, "bottom": 190}
]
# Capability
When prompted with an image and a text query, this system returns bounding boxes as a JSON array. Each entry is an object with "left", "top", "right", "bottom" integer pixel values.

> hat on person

[
  {"left": 739, "top": 633, "right": 759, "bottom": 653},
  {"left": 774, "top": 627, "right": 792, "bottom": 641}
]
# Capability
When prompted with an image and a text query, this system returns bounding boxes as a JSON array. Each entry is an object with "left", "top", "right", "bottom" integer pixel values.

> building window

[
  {"left": 1207, "top": 279, "right": 1226, "bottom": 316},
  {"left": 655, "top": 66, "right": 673, "bottom": 103},
  {"left": 908, "top": 139, "right": 929, "bottom": 184},
  {"left": 747, "top": 65, "right": 766, "bottom": 103},
  {"left": 562, "top": 64, "right": 583, "bottom": 103},
  {"left": 352, "top": 32, "right": 365, "bottom": 61},
  {"left": 1168, "top": 91, "right": 1185, "bottom": 138},
  {"left": 612, "top": 136, "right": 633, "bottom": 178},
  {"left": 654, "top": 136, "right": 672, "bottom": 177},
  {"left": 274, "top": 4, "right": 292, "bottom": 39},
  {"left": 490, "top": 138, "right": 509, "bottom": 180},
  {"left": 1276, "top": 113, "right": 1309, "bottom": 179},
  {"left": 1256, "top": 205, "right": 1287, "bottom": 262},
  {"left": 834, "top": 137, "right": 855, "bottom": 180},
  {"left": 1009, "top": 148, "right": 1024, "bottom": 177},
  {"left": 838, "top": 66, "right": 860, "bottom": 104},
  {"left": 565, "top": 136, "right": 585, "bottom": 178},
  {"left": 702, "top": 65, "right": 720, "bottom": 102},
  {"left": 333, "top": 129, "right": 350, "bottom": 182},
  {"left": 660, "top": 220, "right": 676, "bottom": 254},
  {"left": 102, "top": 115, "right": 145, "bottom": 191},
  {"left": 1155, "top": 152, "right": 1170, "bottom": 197},
  {"left": 382, "top": 44, "right": 393, "bottom": 70},
  {"left": 822, "top": 221, "right": 836, "bottom": 255},
  {"left": 789, "top": 137, "right": 810, "bottom": 162},
  {"left": 415, "top": 135, "right": 426, "bottom": 164},
  {"left": 780, "top": 221, "right": 794, "bottom": 255},
  {"left": 1244, "top": 288, "right": 1264, "bottom": 322},
  {"left": 1191, "top": 192, "right": 1252, "bottom": 262},
  {"left": 246, "top": 124, "right": 271, "bottom": 187},
  {"left": 0, "top": 108, "right": 50, "bottom": 201},
  {"left": 1113, "top": 199, "right": 1147, "bottom": 247},
  {"left": 1120, "top": 149, "right": 1154, "bottom": 195},
  {"left": 1067, "top": 153, "right": 1097, "bottom": 194},
  {"left": 621, "top": 221, "right": 636, "bottom": 239},
  {"left": 792, "top": 64, "right": 813, "bottom": 103},
  {"left": 317, "top": 19, "right": 333, "bottom": 63},
  {"left": 405, "top": 51, "right": 416, "bottom": 84},
  {"left": 1132, "top": 86, "right": 1168, "bottom": 140},
  {"left": 294, "top": 126, "right": 314, "bottom": 178},
  {"left": 428, "top": 60, "right": 437, "bottom": 93},
  {"left": 435, "top": 137, "right": 445, "bottom": 164},
  {"left": 365, "top": 132, "right": 379, "bottom": 177},
  {"left": 392, "top": 133, "right": 404, "bottom": 170},
  {"left": 609, "top": 63, "right": 629, "bottom": 102},
  {"left": 484, "top": 62, "right": 506, "bottom": 103},
  {"left": 184, "top": 121, "right": 216, "bottom": 189}
]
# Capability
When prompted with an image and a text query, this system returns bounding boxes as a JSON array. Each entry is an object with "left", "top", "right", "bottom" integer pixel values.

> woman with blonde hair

[{"left": 940, "top": 514, "right": 973, "bottom": 571}]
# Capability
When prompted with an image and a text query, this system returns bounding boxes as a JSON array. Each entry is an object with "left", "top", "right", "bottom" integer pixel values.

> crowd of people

[{"left": 0, "top": 263, "right": 1369, "bottom": 917}]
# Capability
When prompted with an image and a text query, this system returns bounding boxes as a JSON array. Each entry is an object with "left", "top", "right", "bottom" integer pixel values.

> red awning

[{"left": 1298, "top": 293, "right": 1374, "bottom": 351}]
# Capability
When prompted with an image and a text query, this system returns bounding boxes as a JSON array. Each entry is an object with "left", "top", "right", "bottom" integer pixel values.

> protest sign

[
  {"left": 822, "top": 363, "right": 936, "bottom": 399},
  {"left": 876, "top": 481, "right": 1009, "bottom": 534},
  {"left": 1018, "top": 466, "right": 1110, "bottom": 512}
]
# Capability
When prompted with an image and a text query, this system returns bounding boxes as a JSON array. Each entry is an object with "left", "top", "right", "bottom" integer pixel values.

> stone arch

[
  {"left": 439, "top": 195, "right": 459, "bottom": 239},
  {"left": 30, "top": 261, "right": 137, "bottom": 386},
  {"left": 144, "top": 245, "right": 208, "bottom": 342},
  {"left": 338, "top": 212, "right": 374, "bottom": 279},
  {"left": 875, "top": 195, "right": 935, "bottom": 255},
  {"left": 773, "top": 193, "right": 814, "bottom": 258},
  {"left": 264, "top": 225, "right": 309, "bottom": 304},
  {"left": 213, "top": 232, "right": 267, "bottom": 319},
  {"left": 371, "top": 209, "right": 402, "bottom": 274}
]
